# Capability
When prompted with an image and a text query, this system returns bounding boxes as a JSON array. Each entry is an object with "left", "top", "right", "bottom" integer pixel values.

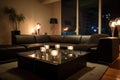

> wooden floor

[{"left": 101, "top": 54, "right": 120, "bottom": 80}]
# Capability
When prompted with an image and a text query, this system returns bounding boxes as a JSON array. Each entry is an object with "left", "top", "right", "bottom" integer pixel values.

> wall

[
  {"left": 49, "top": 2, "right": 61, "bottom": 35},
  {"left": 0, "top": 0, "right": 61, "bottom": 45}
]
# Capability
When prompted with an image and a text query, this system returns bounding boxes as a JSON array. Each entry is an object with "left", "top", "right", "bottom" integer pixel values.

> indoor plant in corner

[
  {"left": 3, "top": 6, "right": 25, "bottom": 44},
  {"left": 3, "top": 6, "right": 25, "bottom": 35}
]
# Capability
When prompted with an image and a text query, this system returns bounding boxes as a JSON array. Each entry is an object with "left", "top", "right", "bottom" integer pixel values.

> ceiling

[{"left": 39, "top": 0, "right": 60, "bottom": 4}]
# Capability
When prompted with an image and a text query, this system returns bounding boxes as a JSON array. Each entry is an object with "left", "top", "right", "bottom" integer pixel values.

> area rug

[{"left": 0, "top": 61, "right": 108, "bottom": 80}]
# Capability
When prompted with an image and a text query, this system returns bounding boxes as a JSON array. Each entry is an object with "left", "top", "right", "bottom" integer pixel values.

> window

[
  {"left": 61, "top": 0, "right": 76, "bottom": 35},
  {"left": 79, "top": 0, "right": 98, "bottom": 35},
  {"left": 61, "top": 0, "right": 120, "bottom": 36},
  {"left": 102, "top": 0, "right": 120, "bottom": 36}
]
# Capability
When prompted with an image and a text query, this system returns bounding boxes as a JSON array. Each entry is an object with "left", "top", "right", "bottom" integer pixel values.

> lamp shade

[
  {"left": 50, "top": 18, "right": 58, "bottom": 24},
  {"left": 109, "top": 20, "right": 116, "bottom": 28},
  {"left": 115, "top": 17, "right": 120, "bottom": 26}
]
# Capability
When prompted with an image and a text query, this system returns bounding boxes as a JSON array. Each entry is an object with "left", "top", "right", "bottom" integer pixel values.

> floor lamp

[
  {"left": 109, "top": 20, "right": 116, "bottom": 37},
  {"left": 115, "top": 17, "right": 120, "bottom": 37},
  {"left": 36, "top": 23, "right": 41, "bottom": 35},
  {"left": 50, "top": 18, "right": 58, "bottom": 35},
  {"left": 115, "top": 17, "right": 120, "bottom": 52}
]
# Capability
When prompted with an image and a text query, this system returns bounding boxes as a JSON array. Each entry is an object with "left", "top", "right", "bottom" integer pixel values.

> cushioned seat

[
  {"left": 21, "top": 43, "right": 43, "bottom": 51},
  {"left": 0, "top": 45, "right": 26, "bottom": 52},
  {"left": 75, "top": 43, "right": 98, "bottom": 51},
  {"left": 0, "top": 45, "right": 26, "bottom": 63}
]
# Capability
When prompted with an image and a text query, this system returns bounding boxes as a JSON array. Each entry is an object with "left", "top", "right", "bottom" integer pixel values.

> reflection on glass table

[{"left": 23, "top": 50, "right": 87, "bottom": 65}]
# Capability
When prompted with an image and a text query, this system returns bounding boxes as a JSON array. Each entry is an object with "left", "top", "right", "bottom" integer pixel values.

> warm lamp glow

[
  {"left": 51, "top": 50, "right": 58, "bottom": 57},
  {"left": 109, "top": 20, "right": 116, "bottom": 27},
  {"left": 40, "top": 47, "right": 46, "bottom": 52},
  {"left": 115, "top": 17, "right": 120, "bottom": 26},
  {"left": 44, "top": 45, "right": 49, "bottom": 49},
  {"left": 67, "top": 46, "right": 73, "bottom": 50},
  {"left": 36, "top": 23, "right": 41, "bottom": 35},
  {"left": 29, "top": 54, "right": 36, "bottom": 58},
  {"left": 36, "top": 23, "right": 41, "bottom": 29},
  {"left": 55, "top": 44, "right": 60, "bottom": 49},
  {"left": 31, "top": 28, "right": 35, "bottom": 34},
  {"left": 109, "top": 20, "right": 116, "bottom": 37},
  {"left": 115, "top": 17, "right": 120, "bottom": 37},
  {"left": 63, "top": 27, "right": 69, "bottom": 31}
]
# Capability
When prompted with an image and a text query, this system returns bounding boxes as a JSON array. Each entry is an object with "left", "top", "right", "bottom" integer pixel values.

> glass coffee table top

[{"left": 18, "top": 50, "right": 88, "bottom": 65}]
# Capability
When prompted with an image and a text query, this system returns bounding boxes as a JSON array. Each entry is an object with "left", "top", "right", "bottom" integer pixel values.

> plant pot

[
  {"left": 11, "top": 30, "right": 20, "bottom": 44},
  {"left": 11, "top": 30, "right": 20, "bottom": 35}
]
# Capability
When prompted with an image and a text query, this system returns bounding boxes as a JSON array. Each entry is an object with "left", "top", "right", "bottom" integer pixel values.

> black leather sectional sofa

[
  {"left": 0, "top": 34, "right": 119, "bottom": 64},
  {"left": 14, "top": 34, "right": 109, "bottom": 51}
]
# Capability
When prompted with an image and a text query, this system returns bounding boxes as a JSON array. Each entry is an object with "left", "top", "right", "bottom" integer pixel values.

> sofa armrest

[
  {"left": 97, "top": 37, "right": 119, "bottom": 63},
  {"left": 15, "top": 35, "right": 36, "bottom": 44},
  {"left": 75, "top": 43, "right": 98, "bottom": 51}
]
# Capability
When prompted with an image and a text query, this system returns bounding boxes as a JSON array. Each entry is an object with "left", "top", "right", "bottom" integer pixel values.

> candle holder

[
  {"left": 55, "top": 44, "right": 60, "bottom": 53},
  {"left": 40, "top": 47, "right": 46, "bottom": 53},
  {"left": 67, "top": 46, "right": 74, "bottom": 57},
  {"left": 51, "top": 50, "right": 58, "bottom": 63},
  {"left": 67, "top": 46, "right": 73, "bottom": 53},
  {"left": 55, "top": 44, "right": 60, "bottom": 49},
  {"left": 40, "top": 47, "right": 46, "bottom": 60},
  {"left": 44, "top": 45, "right": 50, "bottom": 53}
]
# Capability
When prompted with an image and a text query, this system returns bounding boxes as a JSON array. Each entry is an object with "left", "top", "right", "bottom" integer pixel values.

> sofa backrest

[
  {"left": 15, "top": 35, "right": 36, "bottom": 44},
  {"left": 80, "top": 35, "right": 91, "bottom": 44},
  {"left": 88, "top": 34, "right": 110, "bottom": 44},
  {"left": 35, "top": 35, "right": 50, "bottom": 43},
  {"left": 49, "top": 35, "right": 63, "bottom": 43},
  {"left": 49, "top": 35, "right": 81, "bottom": 44},
  {"left": 62, "top": 36, "right": 81, "bottom": 44},
  {"left": 14, "top": 34, "right": 110, "bottom": 45}
]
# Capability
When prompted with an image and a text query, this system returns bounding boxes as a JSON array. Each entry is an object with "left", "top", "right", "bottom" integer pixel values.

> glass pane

[
  {"left": 79, "top": 0, "right": 98, "bottom": 35},
  {"left": 61, "top": 0, "right": 76, "bottom": 35},
  {"left": 102, "top": 0, "right": 120, "bottom": 36}
]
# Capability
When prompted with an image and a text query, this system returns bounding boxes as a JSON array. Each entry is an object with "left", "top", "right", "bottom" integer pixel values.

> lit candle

[
  {"left": 51, "top": 50, "right": 58, "bottom": 57},
  {"left": 31, "top": 27, "right": 35, "bottom": 35},
  {"left": 29, "top": 54, "right": 36, "bottom": 58},
  {"left": 46, "top": 54, "right": 49, "bottom": 60},
  {"left": 40, "top": 47, "right": 46, "bottom": 52},
  {"left": 44, "top": 45, "right": 49, "bottom": 49},
  {"left": 67, "top": 46, "right": 73, "bottom": 50},
  {"left": 55, "top": 44, "right": 60, "bottom": 49},
  {"left": 42, "top": 56, "right": 45, "bottom": 60},
  {"left": 69, "top": 54, "right": 73, "bottom": 57}
]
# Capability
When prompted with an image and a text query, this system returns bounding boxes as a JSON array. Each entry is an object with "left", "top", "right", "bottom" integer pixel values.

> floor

[
  {"left": 101, "top": 54, "right": 120, "bottom": 80},
  {"left": 0, "top": 61, "right": 108, "bottom": 80},
  {"left": 0, "top": 54, "right": 120, "bottom": 80}
]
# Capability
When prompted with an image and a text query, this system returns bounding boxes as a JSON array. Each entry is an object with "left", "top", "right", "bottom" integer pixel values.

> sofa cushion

[
  {"left": 15, "top": 35, "right": 36, "bottom": 44},
  {"left": 35, "top": 35, "right": 50, "bottom": 43},
  {"left": 88, "top": 34, "right": 110, "bottom": 44},
  {"left": 62, "top": 36, "right": 81, "bottom": 44},
  {"left": 49, "top": 35, "right": 64, "bottom": 43},
  {"left": 81, "top": 35, "right": 91, "bottom": 44},
  {"left": 0, "top": 45, "right": 26, "bottom": 52},
  {"left": 0, "top": 45, "right": 26, "bottom": 63},
  {"left": 75, "top": 43, "right": 98, "bottom": 51},
  {"left": 21, "top": 43, "right": 43, "bottom": 50}
]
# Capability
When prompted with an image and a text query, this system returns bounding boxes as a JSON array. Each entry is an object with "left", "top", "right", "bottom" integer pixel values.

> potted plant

[
  {"left": 3, "top": 6, "right": 25, "bottom": 44},
  {"left": 3, "top": 6, "right": 25, "bottom": 34}
]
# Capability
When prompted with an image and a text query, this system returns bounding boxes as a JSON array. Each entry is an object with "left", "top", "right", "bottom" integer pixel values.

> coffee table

[{"left": 17, "top": 50, "right": 87, "bottom": 80}]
